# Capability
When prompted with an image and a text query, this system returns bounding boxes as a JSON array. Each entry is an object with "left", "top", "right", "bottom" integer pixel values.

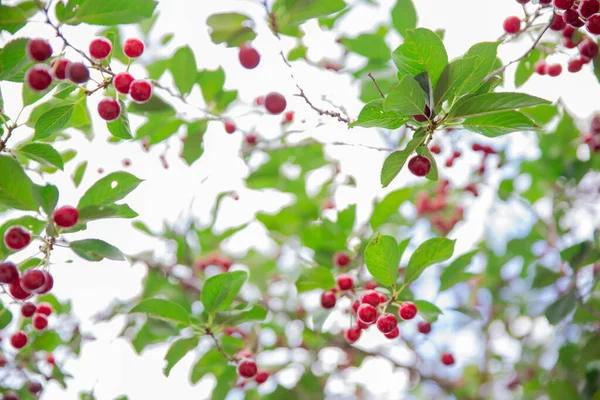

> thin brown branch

[
  {"left": 368, "top": 73, "right": 385, "bottom": 99},
  {"left": 295, "top": 86, "right": 351, "bottom": 124},
  {"left": 206, "top": 329, "right": 235, "bottom": 362}
]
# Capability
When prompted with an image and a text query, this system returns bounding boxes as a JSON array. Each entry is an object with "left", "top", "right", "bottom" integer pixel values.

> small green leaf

[
  {"left": 78, "top": 172, "right": 143, "bottom": 208},
  {"left": 384, "top": 76, "right": 427, "bottom": 116},
  {"left": 70, "top": 239, "right": 124, "bottom": 261},
  {"left": 30, "top": 331, "right": 62, "bottom": 352},
  {"left": 164, "top": 337, "right": 199, "bottom": 376},
  {"left": 170, "top": 46, "right": 197, "bottom": 96},
  {"left": 545, "top": 290, "right": 577, "bottom": 325},
  {"left": 547, "top": 380, "right": 580, "bottom": 400},
  {"left": 107, "top": 100, "right": 132, "bottom": 139},
  {"left": 515, "top": 49, "right": 541, "bottom": 88},
  {"left": 65, "top": 0, "right": 158, "bottom": 25},
  {"left": 364, "top": 234, "right": 400, "bottom": 288},
  {"left": 405, "top": 237, "right": 456, "bottom": 284},
  {"left": 201, "top": 271, "right": 248, "bottom": 314},
  {"left": 0, "top": 38, "right": 30, "bottom": 82},
  {"left": 78, "top": 204, "right": 138, "bottom": 222},
  {"left": 342, "top": 33, "right": 390, "bottom": 61},
  {"left": 130, "top": 298, "right": 190, "bottom": 325},
  {"left": 213, "top": 303, "right": 268, "bottom": 325},
  {"left": 33, "top": 104, "right": 75, "bottom": 140},
  {"left": 370, "top": 188, "right": 411, "bottom": 229},
  {"left": 449, "top": 92, "right": 550, "bottom": 119},
  {"left": 288, "top": 45, "right": 307, "bottom": 61},
  {"left": 0, "top": 302, "right": 13, "bottom": 329},
  {"left": 206, "top": 13, "right": 256, "bottom": 47},
  {"left": 350, "top": 99, "right": 408, "bottom": 129},
  {"left": 17, "top": 142, "right": 65, "bottom": 170},
  {"left": 391, "top": 0, "right": 417, "bottom": 37},
  {"left": 296, "top": 266, "right": 336, "bottom": 293},
  {"left": 0, "top": 155, "right": 38, "bottom": 211},
  {"left": 380, "top": 129, "right": 426, "bottom": 187},
  {"left": 413, "top": 300, "right": 443, "bottom": 322},
  {"left": 532, "top": 265, "right": 561, "bottom": 289},
  {"left": 0, "top": 5, "right": 28, "bottom": 34},
  {"left": 462, "top": 110, "right": 537, "bottom": 137},
  {"left": 197, "top": 68, "right": 225, "bottom": 104},
  {"left": 182, "top": 120, "right": 207, "bottom": 166},
  {"left": 439, "top": 250, "right": 477, "bottom": 291},
  {"left": 32, "top": 183, "right": 59, "bottom": 216},
  {"left": 72, "top": 161, "right": 87, "bottom": 188}
]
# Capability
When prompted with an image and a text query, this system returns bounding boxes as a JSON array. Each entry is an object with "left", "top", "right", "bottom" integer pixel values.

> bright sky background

[{"left": 2, "top": 0, "right": 600, "bottom": 398}]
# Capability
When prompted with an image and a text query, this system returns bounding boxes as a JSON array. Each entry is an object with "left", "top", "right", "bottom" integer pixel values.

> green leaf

[
  {"left": 197, "top": 68, "right": 225, "bottom": 104},
  {"left": 380, "top": 129, "right": 426, "bottom": 187},
  {"left": 370, "top": 188, "right": 411, "bottom": 229},
  {"left": 78, "top": 172, "right": 143, "bottom": 208},
  {"left": 201, "top": 271, "right": 248, "bottom": 314},
  {"left": 0, "top": 155, "right": 38, "bottom": 211},
  {"left": 391, "top": 0, "right": 417, "bottom": 37},
  {"left": 0, "top": 5, "right": 28, "bottom": 34},
  {"left": 547, "top": 380, "right": 580, "bottom": 400},
  {"left": 462, "top": 110, "right": 537, "bottom": 137},
  {"left": 532, "top": 265, "right": 561, "bottom": 289},
  {"left": 23, "top": 80, "right": 56, "bottom": 106},
  {"left": 545, "top": 290, "right": 577, "bottom": 325},
  {"left": 170, "top": 46, "right": 197, "bottom": 96},
  {"left": 135, "top": 116, "right": 183, "bottom": 145},
  {"left": 70, "top": 239, "right": 124, "bottom": 262},
  {"left": 107, "top": 100, "right": 132, "bottom": 139},
  {"left": 449, "top": 92, "right": 550, "bottom": 119},
  {"left": 405, "top": 237, "right": 456, "bottom": 284},
  {"left": 206, "top": 13, "right": 256, "bottom": 47},
  {"left": 65, "top": 0, "right": 158, "bottom": 25},
  {"left": 272, "top": 0, "right": 346, "bottom": 28},
  {"left": 581, "top": 336, "right": 600, "bottom": 364},
  {"left": 342, "top": 33, "right": 390, "bottom": 61},
  {"left": 288, "top": 44, "right": 307, "bottom": 61},
  {"left": 439, "top": 250, "right": 477, "bottom": 291},
  {"left": 72, "top": 161, "right": 87, "bottom": 188},
  {"left": 32, "top": 183, "right": 59, "bottom": 216},
  {"left": 350, "top": 99, "right": 408, "bottom": 129},
  {"left": 213, "top": 303, "right": 268, "bottom": 325},
  {"left": 0, "top": 302, "right": 13, "bottom": 329},
  {"left": 17, "top": 142, "right": 65, "bottom": 170},
  {"left": 34, "top": 104, "right": 75, "bottom": 141},
  {"left": 515, "top": 49, "right": 541, "bottom": 88},
  {"left": 560, "top": 241, "right": 600, "bottom": 270},
  {"left": 0, "top": 38, "right": 30, "bottom": 81},
  {"left": 364, "top": 234, "right": 400, "bottom": 288},
  {"left": 182, "top": 120, "right": 207, "bottom": 166},
  {"left": 130, "top": 298, "right": 190, "bottom": 325},
  {"left": 31, "top": 331, "right": 62, "bottom": 352},
  {"left": 296, "top": 266, "right": 336, "bottom": 293},
  {"left": 392, "top": 28, "right": 448, "bottom": 88},
  {"left": 164, "top": 337, "right": 199, "bottom": 377},
  {"left": 384, "top": 76, "right": 427, "bottom": 116},
  {"left": 190, "top": 350, "right": 227, "bottom": 384},
  {"left": 413, "top": 300, "right": 443, "bottom": 322},
  {"left": 78, "top": 204, "right": 138, "bottom": 222}
]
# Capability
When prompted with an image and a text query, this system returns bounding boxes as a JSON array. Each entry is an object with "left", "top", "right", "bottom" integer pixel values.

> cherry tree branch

[{"left": 368, "top": 73, "right": 385, "bottom": 99}]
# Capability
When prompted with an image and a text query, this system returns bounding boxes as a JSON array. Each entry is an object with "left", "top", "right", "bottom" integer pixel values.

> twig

[
  {"left": 295, "top": 85, "right": 351, "bottom": 124},
  {"left": 206, "top": 329, "right": 235, "bottom": 362},
  {"left": 368, "top": 73, "right": 385, "bottom": 99}
]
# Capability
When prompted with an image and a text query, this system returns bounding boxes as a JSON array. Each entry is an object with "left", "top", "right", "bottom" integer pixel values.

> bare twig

[
  {"left": 295, "top": 86, "right": 351, "bottom": 124},
  {"left": 368, "top": 73, "right": 385, "bottom": 99},
  {"left": 206, "top": 329, "right": 235, "bottom": 362}
]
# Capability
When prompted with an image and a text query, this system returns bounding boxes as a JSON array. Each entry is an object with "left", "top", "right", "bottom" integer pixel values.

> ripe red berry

[
  {"left": 224, "top": 120, "right": 236, "bottom": 134},
  {"left": 21, "top": 269, "right": 46, "bottom": 292},
  {"left": 129, "top": 80, "right": 152, "bottom": 103},
  {"left": 47, "top": 354, "right": 55, "bottom": 364},
  {"left": 264, "top": 92, "right": 287, "bottom": 115},
  {"left": 378, "top": 292, "right": 387, "bottom": 304},
  {"left": 113, "top": 72, "right": 134, "bottom": 94},
  {"left": 27, "top": 39, "right": 52, "bottom": 61},
  {"left": 36, "top": 302, "right": 53, "bottom": 316},
  {"left": 516, "top": 0, "right": 530, "bottom": 4},
  {"left": 5, "top": 392, "right": 19, "bottom": 400},
  {"left": 361, "top": 290, "right": 381, "bottom": 306},
  {"left": 0, "top": 354, "right": 6, "bottom": 367},
  {"left": 255, "top": 96, "right": 265, "bottom": 106},
  {"left": 430, "top": 144, "right": 441, "bottom": 154},
  {"left": 352, "top": 300, "right": 360, "bottom": 313},
  {"left": 0, "top": 261, "right": 19, "bottom": 284},
  {"left": 237, "top": 359, "right": 258, "bottom": 378},
  {"left": 66, "top": 62, "right": 90, "bottom": 84},
  {"left": 245, "top": 133, "right": 257, "bottom": 144},
  {"left": 124, "top": 38, "right": 145, "bottom": 58},
  {"left": 579, "top": 38, "right": 599, "bottom": 59},
  {"left": 568, "top": 58, "right": 584, "bottom": 73},
  {"left": 587, "top": 14, "right": 600, "bottom": 34},
  {"left": 89, "top": 37, "right": 112, "bottom": 59},
  {"left": 408, "top": 155, "right": 431, "bottom": 177},
  {"left": 547, "top": 64, "right": 563, "bottom": 77},
  {"left": 376, "top": 313, "right": 398, "bottom": 333},
  {"left": 550, "top": 13, "right": 567, "bottom": 30},
  {"left": 255, "top": 370, "right": 269, "bottom": 384},
  {"left": 9, "top": 278, "right": 32, "bottom": 300},
  {"left": 4, "top": 226, "right": 31, "bottom": 251},
  {"left": 284, "top": 111, "right": 294, "bottom": 123},
  {"left": 357, "top": 318, "right": 371, "bottom": 330},
  {"left": 320, "top": 290, "right": 337, "bottom": 309},
  {"left": 53, "top": 205, "right": 79, "bottom": 228},
  {"left": 21, "top": 302, "right": 37, "bottom": 318},
  {"left": 417, "top": 321, "right": 432, "bottom": 334},
  {"left": 10, "top": 331, "right": 28, "bottom": 349},
  {"left": 384, "top": 326, "right": 400, "bottom": 339},
  {"left": 37, "top": 271, "right": 54, "bottom": 294},
  {"left": 441, "top": 352, "right": 455, "bottom": 366},
  {"left": 333, "top": 252, "right": 351, "bottom": 268},
  {"left": 97, "top": 97, "right": 121, "bottom": 121},
  {"left": 580, "top": 0, "right": 600, "bottom": 18},
  {"left": 363, "top": 281, "right": 378, "bottom": 290},
  {"left": 337, "top": 274, "right": 353, "bottom": 291},
  {"left": 345, "top": 327, "right": 361, "bottom": 343},
  {"left": 50, "top": 58, "right": 70, "bottom": 80},
  {"left": 357, "top": 303, "right": 378, "bottom": 324},
  {"left": 239, "top": 44, "right": 260, "bottom": 69},
  {"left": 28, "top": 382, "right": 43, "bottom": 394},
  {"left": 503, "top": 16, "right": 521, "bottom": 34},
  {"left": 413, "top": 105, "right": 431, "bottom": 123},
  {"left": 33, "top": 313, "right": 48, "bottom": 330},
  {"left": 25, "top": 65, "right": 53, "bottom": 91},
  {"left": 554, "top": 0, "right": 574, "bottom": 10},
  {"left": 563, "top": 9, "right": 585, "bottom": 27},
  {"left": 564, "top": 38, "right": 578, "bottom": 49},
  {"left": 562, "top": 25, "right": 575, "bottom": 38},
  {"left": 534, "top": 60, "right": 547, "bottom": 75},
  {"left": 237, "top": 349, "right": 253, "bottom": 359},
  {"left": 539, "top": 0, "right": 552, "bottom": 3},
  {"left": 399, "top": 302, "right": 417, "bottom": 320}
]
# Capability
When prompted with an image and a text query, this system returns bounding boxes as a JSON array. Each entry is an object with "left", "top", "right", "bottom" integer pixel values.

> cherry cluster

[
  {"left": 415, "top": 179, "right": 464, "bottom": 235},
  {"left": 583, "top": 115, "right": 600, "bottom": 151},
  {"left": 235, "top": 350, "right": 269, "bottom": 386},
  {"left": 3, "top": 380, "right": 44, "bottom": 400}
]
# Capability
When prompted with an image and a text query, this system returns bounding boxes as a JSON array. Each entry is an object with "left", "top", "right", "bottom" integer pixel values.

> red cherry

[
  {"left": 21, "top": 302, "right": 37, "bottom": 318},
  {"left": 37, "top": 271, "right": 54, "bottom": 294},
  {"left": 539, "top": 0, "right": 553, "bottom": 3},
  {"left": 417, "top": 321, "right": 432, "bottom": 334},
  {"left": 9, "top": 278, "right": 32, "bottom": 300},
  {"left": 27, "top": 39, "right": 52, "bottom": 61},
  {"left": 378, "top": 292, "right": 387, "bottom": 304},
  {"left": 53, "top": 205, "right": 79, "bottom": 228},
  {"left": 554, "top": 0, "right": 574, "bottom": 10},
  {"left": 4, "top": 392, "right": 19, "bottom": 400},
  {"left": 587, "top": 14, "right": 600, "bottom": 34},
  {"left": 579, "top": 38, "right": 599, "bottom": 59},
  {"left": 28, "top": 382, "right": 43, "bottom": 394},
  {"left": 4, "top": 226, "right": 31, "bottom": 251},
  {"left": 592, "top": 116, "right": 600, "bottom": 132},
  {"left": 89, "top": 37, "right": 112, "bottom": 59},
  {"left": 408, "top": 155, "right": 431, "bottom": 177},
  {"left": 333, "top": 251, "right": 351, "bottom": 267},
  {"left": 66, "top": 62, "right": 90, "bottom": 84},
  {"left": 441, "top": 352, "right": 455, "bottom": 366},
  {"left": 357, "top": 303, "right": 378, "bottom": 324},
  {"left": 46, "top": 354, "right": 55, "bottom": 364},
  {"left": 224, "top": 121, "right": 236, "bottom": 134},
  {"left": 123, "top": 38, "right": 145, "bottom": 58},
  {"left": 264, "top": 92, "right": 287, "bottom": 115},
  {"left": 239, "top": 44, "right": 260, "bottom": 69},
  {"left": 345, "top": 327, "right": 361, "bottom": 343},
  {"left": 10, "top": 331, "right": 28, "bottom": 349},
  {"left": 413, "top": 105, "right": 432, "bottom": 122},
  {"left": 564, "top": 38, "right": 578, "bottom": 49},
  {"left": 50, "top": 58, "right": 70, "bottom": 80},
  {"left": 550, "top": 13, "right": 567, "bottom": 30},
  {"left": 357, "top": 318, "right": 371, "bottom": 330},
  {"left": 562, "top": 25, "right": 575, "bottom": 38},
  {"left": 113, "top": 72, "right": 134, "bottom": 94},
  {"left": 237, "top": 359, "right": 258, "bottom": 378},
  {"left": 430, "top": 145, "right": 441, "bottom": 154},
  {"left": 563, "top": 9, "right": 585, "bottom": 27},
  {"left": 245, "top": 133, "right": 257, "bottom": 144},
  {"left": 568, "top": 58, "right": 584, "bottom": 73},
  {"left": 237, "top": 349, "right": 253, "bottom": 359},
  {"left": 515, "top": 0, "right": 530, "bottom": 3},
  {"left": 33, "top": 313, "right": 48, "bottom": 331},
  {"left": 0, "top": 355, "right": 6, "bottom": 367},
  {"left": 21, "top": 269, "right": 46, "bottom": 292},
  {"left": 25, "top": 65, "right": 53, "bottom": 91},
  {"left": 255, "top": 96, "right": 265, "bottom": 106},
  {"left": 97, "top": 97, "right": 121, "bottom": 121},
  {"left": 0, "top": 261, "right": 19, "bottom": 284},
  {"left": 320, "top": 290, "right": 337, "bottom": 309},
  {"left": 36, "top": 302, "right": 53, "bottom": 316},
  {"left": 503, "top": 16, "right": 521, "bottom": 34},
  {"left": 129, "top": 80, "right": 152, "bottom": 103},
  {"left": 284, "top": 111, "right": 294, "bottom": 123},
  {"left": 361, "top": 290, "right": 381, "bottom": 306},
  {"left": 580, "top": 0, "right": 600, "bottom": 18},
  {"left": 337, "top": 274, "right": 353, "bottom": 291},
  {"left": 255, "top": 370, "right": 269, "bottom": 384},
  {"left": 383, "top": 326, "right": 399, "bottom": 339},
  {"left": 534, "top": 60, "right": 547, "bottom": 75},
  {"left": 399, "top": 302, "right": 417, "bottom": 320},
  {"left": 376, "top": 313, "right": 398, "bottom": 334},
  {"left": 547, "top": 64, "right": 562, "bottom": 77}
]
